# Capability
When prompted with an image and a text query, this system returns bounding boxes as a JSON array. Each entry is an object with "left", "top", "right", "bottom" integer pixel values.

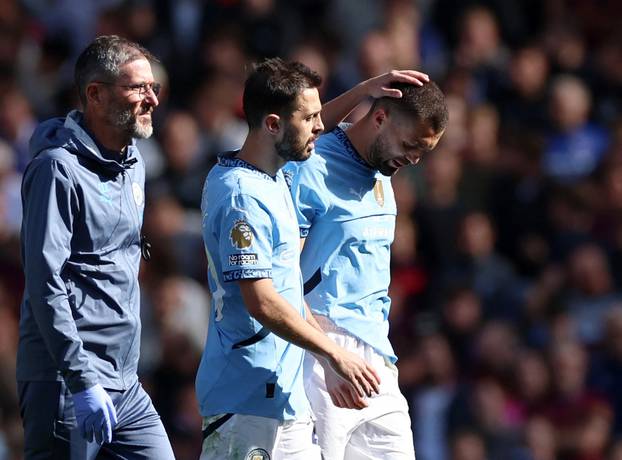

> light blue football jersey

[
  {"left": 285, "top": 125, "right": 398, "bottom": 362},
  {"left": 195, "top": 153, "right": 310, "bottom": 421}
]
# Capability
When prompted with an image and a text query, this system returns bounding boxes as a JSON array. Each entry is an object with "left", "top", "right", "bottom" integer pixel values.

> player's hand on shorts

[
  {"left": 322, "top": 360, "right": 370, "bottom": 409},
  {"left": 362, "top": 70, "right": 430, "bottom": 99},
  {"left": 327, "top": 349, "right": 381, "bottom": 406}
]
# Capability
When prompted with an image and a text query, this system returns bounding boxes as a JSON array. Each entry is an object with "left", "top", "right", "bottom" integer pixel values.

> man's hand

[
  {"left": 72, "top": 384, "right": 118, "bottom": 445},
  {"left": 324, "top": 348, "right": 381, "bottom": 409},
  {"left": 320, "top": 357, "right": 370, "bottom": 409},
  {"left": 320, "top": 69, "right": 430, "bottom": 130},
  {"left": 361, "top": 69, "right": 430, "bottom": 99}
]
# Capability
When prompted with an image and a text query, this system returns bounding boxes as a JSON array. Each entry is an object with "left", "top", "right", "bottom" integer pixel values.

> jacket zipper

[{"left": 119, "top": 169, "right": 141, "bottom": 388}]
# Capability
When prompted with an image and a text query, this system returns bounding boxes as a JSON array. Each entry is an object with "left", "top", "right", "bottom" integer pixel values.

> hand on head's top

[{"left": 364, "top": 70, "right": 430, "bottom": 99}]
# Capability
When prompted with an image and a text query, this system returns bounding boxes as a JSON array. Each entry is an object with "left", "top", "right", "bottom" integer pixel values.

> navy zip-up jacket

[{"left": 16, "top": 110, "right": 146, "bottom": 393}]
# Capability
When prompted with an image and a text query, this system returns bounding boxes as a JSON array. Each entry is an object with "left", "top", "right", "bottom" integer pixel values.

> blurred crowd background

[{"left": 0, "top": 0, "right": 621, "bottom": 459}]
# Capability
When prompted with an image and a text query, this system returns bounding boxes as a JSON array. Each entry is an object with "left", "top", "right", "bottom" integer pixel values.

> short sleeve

[
  {"left": 287, "top": 160, "right": 329, "bottom": 238},
  {"left": 218, "top": 193, "right": 274, "bottom": 282}
]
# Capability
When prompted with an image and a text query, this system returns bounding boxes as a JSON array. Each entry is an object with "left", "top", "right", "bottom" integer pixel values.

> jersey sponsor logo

[
  {"left": 228, "top": 253, "right": 258, "bottom": 266},
  {"left": 230, "top": 219, "right": 253, "bottom": 249},
  {"left": 373, "top": 179, "right": 385, "bottom": 207},
  {"left": 362, "top": 226, "right": 393, "bottom": 239},
  {"left": 247, "top": 448, "right": 270, "bottom": 460},
  {"left": 223, "top": 268, "right": 272, "bottom": 282}
]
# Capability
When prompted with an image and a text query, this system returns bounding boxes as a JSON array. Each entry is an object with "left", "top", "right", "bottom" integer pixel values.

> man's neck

[
  {"left": 343, "top": 119, "right": 374, "bottom": 167},
  {"left": 236, "top": 132, "right": 284, "bottom": 177},
  {"left": 83, "top": 112, "right": 130, "bottom": 158}
]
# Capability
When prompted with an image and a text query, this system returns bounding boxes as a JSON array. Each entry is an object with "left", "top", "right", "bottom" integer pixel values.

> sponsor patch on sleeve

[{"left": 228, "top": 253, "right": 259, "bottom": 266}]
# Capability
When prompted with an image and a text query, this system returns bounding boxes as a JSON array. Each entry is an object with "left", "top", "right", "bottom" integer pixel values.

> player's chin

[
  {"left": 296, "top": 146, "right": 314, "bottom": 161},
  {"left": 379, "top": 165, "right": 398, "bottom": 176}
]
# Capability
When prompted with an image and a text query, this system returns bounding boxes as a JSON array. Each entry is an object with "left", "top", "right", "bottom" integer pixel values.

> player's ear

[
  {"left": 372, "top": 107, "right": 388, "bottom": 130},
  {"left": 264, "top": 114, "right": 281, "bottom": 134}
]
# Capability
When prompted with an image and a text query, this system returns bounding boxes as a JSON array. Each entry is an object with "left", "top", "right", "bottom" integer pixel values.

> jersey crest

[
  {"left": 373, "top": 179, "right": 385, "bottom": 207},
  {"left": 247, "top": 448, "right": 270, "bottom": 460}
]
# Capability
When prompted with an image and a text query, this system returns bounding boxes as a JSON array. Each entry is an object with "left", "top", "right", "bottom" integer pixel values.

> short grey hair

[{"left": 74, "top": 35, "right": 158, "bottom": 107}]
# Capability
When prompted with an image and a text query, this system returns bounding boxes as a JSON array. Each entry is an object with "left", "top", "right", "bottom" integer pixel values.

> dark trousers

[{"left": 18, "top": 379, "right": 175, "bottom": 459}]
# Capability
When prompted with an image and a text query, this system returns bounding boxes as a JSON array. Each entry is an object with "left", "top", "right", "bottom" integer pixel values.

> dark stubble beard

[
  {"left": 275, "top": 124, "right": 312, "bottom": 162},
  {"left": 368, "top": 133, "right": 396, "bottom": 176},
  {"left": 109, "top": 102, "right": 153, "bottom": 140}
]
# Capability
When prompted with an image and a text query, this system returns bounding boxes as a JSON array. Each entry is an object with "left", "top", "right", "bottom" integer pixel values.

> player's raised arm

[{"left": 320, "top": 69, "right": 429, "bottom": 131}]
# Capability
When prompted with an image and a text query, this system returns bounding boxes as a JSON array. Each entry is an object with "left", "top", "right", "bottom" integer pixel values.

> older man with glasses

[{"left": 16, "top": 35, "right": 174, "bottom": 459}]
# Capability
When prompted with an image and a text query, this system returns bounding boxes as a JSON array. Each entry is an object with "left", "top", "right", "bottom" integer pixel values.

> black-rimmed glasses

[{"left": 94, "top": 81, "right": 162, "bottom": 98}]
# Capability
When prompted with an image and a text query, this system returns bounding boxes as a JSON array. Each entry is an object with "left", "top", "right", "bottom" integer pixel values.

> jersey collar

[
  {"left": 334, "top": 126, "right": 373, "bottom": 171},
  {"left": 218, "top": 151, "right": 278, "bottom": 182}
]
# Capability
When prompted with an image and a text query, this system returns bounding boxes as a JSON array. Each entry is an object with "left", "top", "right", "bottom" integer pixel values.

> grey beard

[{"left": 114, "top": 108, "right": 153, "bottom": 139}]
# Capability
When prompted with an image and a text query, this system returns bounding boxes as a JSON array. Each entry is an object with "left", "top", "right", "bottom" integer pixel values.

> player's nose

[{"left": 313, "top": 116, "right": 324, "bottom": 135}]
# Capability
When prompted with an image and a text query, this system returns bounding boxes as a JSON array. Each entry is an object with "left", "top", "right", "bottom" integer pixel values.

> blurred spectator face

[
  {"left": 576, "top": 406, "right": 613, "bottom": 459},
  {"left": 443, "top": 94, "right": 468, "bottom": 151},
  {"left": 458, "top": 6, "right": 501, "bottom": 66},
  {"left": 546, "top": 27, "right": 587, "bottom": 73},
  {"left": 392, "top": 170, "right": 417, "bottom": 214},
  {"left": 459, "top": 212, "right": 495, "bottom": 258},
  {"left": 290, "top": 44, "right": 329, "bottom": 95},
  {"left": 596, "top": 40, "right": 622, "bottom": 85},
  {"left": 244, "top": 0, "right": 275, "bottom": 16},
  {"left": 510, "top": 47, "right": 549, "bottom": 98},
  {"left": 568, "top": 243, "right": 612, "bottom": 296},
  {"left": 515, "top": 350, "right": 551, "bottom": 403},
  {"left": 550, "top": 340, "right": 587, "bottom": 397},
  {"left": 359, "top": 31, "right": 394, "bottom": 78},
  {"left": 550, "top": 76, "right": 591, "bottom": 131},
  {"left": 202, "top": 31, "right": 247, "bottom": 77},
  {"left": 443, "top": 288, "right": 482, "bottom": 334},
  {"left": 424, "top": 147, "right": 462, "bottom": 195},
  {"left": 143, "top": 195, "right": 185, "bottom": 238},
  {"left": 466, "top": 104, "right": 499, "bottom": 165},
  {"left": 126, "top": 3, "right": 156, "bottom": 42},
  {"left": 525, "top": 416, "right": 557, "bottom": 460},
  {"left": 609, "top": 439, "right": 622, "bottom": 460},
  {"left": 451, "top": 431, "right": 487, "bottom": 460},
  {"left": 602, "top": 159, "right": 622, "bottom": 210},
  {"left": 392, "top": 214, "right": 418, "bottom": 266},
  {"left": 0, "top": 283, "right": 17, "bottom": 359},
  {"left": 384, "top": 0, "right": 420, "bottom": 69},
  {"left": 474, "top": 378, "right": 507, "bottom": 429},
  {"left": 162, "top": 111, "right": 200, "bottom": 172},
  {"left": 604, "top": 306, "right": 622, "bottom": 359},
  {"left": 420, "top": 333, "right": 455, "bottom": 383},
  {"left": 0, "top": 87, "right": 33, "bottom": 141},
  {"left": 193, "top": 75, "right": 244, "bottom": 133},
  {"left": 476, "top": 321, "right": 518, "bottom": 375}
]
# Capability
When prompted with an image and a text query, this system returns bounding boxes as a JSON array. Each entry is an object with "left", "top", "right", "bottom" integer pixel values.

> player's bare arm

[
  {"left": 320, "top": 69, "right": 430, "bottom": 131},
  {"left": 239, "top": 278, "right": 381, "bottom": 400}
]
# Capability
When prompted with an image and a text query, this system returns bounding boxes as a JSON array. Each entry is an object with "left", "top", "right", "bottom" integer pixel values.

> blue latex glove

[{"left": 72, "top": 384, "right": 118, "bottom": 445}]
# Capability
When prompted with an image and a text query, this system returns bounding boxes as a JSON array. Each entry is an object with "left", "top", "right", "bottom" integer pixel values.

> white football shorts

[
  {"left": 200, "top": 412, "right": 321, "bottom": 460},
  {"left": 305, "top": 316, "right": 416, "bottom": 460}
]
